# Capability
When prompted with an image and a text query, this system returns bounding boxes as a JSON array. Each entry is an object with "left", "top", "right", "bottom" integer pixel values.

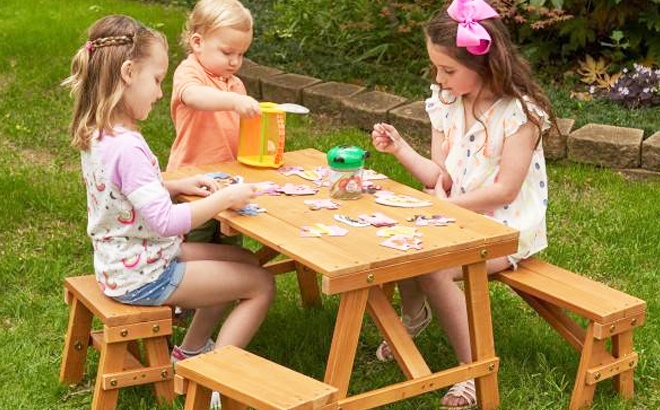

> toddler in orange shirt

[{"left": 167, "top": 0, "right": 260, "bottom": 243}]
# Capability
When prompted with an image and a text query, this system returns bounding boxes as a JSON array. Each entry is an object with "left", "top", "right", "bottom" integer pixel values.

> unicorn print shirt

[
  {"left": 81, "top": 127, "right": 192, "bottom": 297},
  {"left": 427, "top": 88, "right": 550, "bottom": 261}
]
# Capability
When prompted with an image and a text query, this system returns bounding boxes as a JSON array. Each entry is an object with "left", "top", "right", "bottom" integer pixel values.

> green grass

[{"left": 1, "top": 1, "right": 660, "bottom": 409}]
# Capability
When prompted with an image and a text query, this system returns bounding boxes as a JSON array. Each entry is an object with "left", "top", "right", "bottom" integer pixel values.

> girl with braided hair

[
  {"left": 63, "top": 16, "right": 274, "bottom": 408},
  {"left": 370, "top": 0, "right": 556, "bottom": 408}
]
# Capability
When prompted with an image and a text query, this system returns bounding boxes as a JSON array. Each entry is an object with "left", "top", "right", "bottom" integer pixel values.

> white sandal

[
  {"left": 375, "top": 299, "right": 432, "bottom": 362},
  {"left": 441, "top": 379, "right": 477, "bottom": 409}
]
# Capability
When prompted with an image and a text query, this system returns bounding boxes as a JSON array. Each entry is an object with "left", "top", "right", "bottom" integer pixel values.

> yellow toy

[{"left": 238, "top": 102, "right": 286, "bottom": 168}]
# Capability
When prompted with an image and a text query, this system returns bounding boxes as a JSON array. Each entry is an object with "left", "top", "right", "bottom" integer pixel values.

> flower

[{"left": 606, "top": 64, "right": 660, "bottom": 108}]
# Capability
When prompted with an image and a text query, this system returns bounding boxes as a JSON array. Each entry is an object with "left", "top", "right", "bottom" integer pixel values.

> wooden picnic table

[{"left": 164, "top": 148, "right": 519, "bottom": 409}]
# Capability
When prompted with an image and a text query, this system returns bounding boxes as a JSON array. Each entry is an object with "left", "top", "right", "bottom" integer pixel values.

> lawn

[{"left": 1, "top": 1, "right": 659, "bottom": 409}]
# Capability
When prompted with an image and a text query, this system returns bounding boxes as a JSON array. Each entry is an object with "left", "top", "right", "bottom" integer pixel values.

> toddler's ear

[{"left": 190, "top": 33, "right": 202, "bottom": 53}]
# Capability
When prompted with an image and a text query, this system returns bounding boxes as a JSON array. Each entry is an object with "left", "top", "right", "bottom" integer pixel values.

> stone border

[{"left": 237, "top": 59, "right": 660, "bottom": 176}]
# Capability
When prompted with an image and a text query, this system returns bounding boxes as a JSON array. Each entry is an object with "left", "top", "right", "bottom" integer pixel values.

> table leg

[
  {"left": 366, "top": 287, "right": 431, "bottom": 379},
  {"left": 324, "top": 288, "right": 369, "bottom": 398},
  {"left": 463, "top": 262, "right": 499, "bottom": 409}
]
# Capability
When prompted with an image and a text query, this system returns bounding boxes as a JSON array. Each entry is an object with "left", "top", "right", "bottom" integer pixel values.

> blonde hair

[
  {"left": 181, "top": 0, "right": 253, "bottom": 54},
  {"left": 63, "top": 15, "right": 167, "bottom": 150}
]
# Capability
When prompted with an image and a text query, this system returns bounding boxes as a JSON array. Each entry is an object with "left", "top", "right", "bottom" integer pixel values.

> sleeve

[
  {"left": 172, "top": 59, "right": 206, "bottom": 106},
  {"left": 104, "top": 135, "right": 192, "bottom": 236},
  {"left": 504, "top": 97, "right": 551, "bottom": 138}
]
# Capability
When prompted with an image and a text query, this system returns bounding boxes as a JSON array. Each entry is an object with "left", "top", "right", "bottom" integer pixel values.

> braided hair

[{"left": 63, "top": 15, "right": 167, "bottom": 150}]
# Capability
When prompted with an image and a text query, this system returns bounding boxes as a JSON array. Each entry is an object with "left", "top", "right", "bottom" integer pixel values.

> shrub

[{"left": 605, "top": 64, "right": 660, "bottom": 108}]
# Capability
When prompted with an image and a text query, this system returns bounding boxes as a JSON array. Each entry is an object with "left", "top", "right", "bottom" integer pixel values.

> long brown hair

[
  {"left": 425, "top": 2, "right": 556, "bottom": 144},
  {"left": 63, "top": 15, "right": 167, "bottom": 150}
]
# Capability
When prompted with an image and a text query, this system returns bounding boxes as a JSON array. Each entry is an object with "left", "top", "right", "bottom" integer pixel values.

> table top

[{"left": 165, "top": 148, "right": 519, "bottom": 294}]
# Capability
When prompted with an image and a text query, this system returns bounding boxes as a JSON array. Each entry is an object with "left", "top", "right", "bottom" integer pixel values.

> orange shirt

[{"left": 166, "top": 54, "right": 247, "bottom": 171}]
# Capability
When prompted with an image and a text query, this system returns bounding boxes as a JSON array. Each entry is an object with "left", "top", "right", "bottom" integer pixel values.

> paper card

[
  {"left": 206, "top": 172, "right": 244, "bottom": 188},
  {"left": 254, "top": 181, "right": 282, "bottom": 196},
  {"left": 374, "top": 191, "right": 432, "bottom": 208},
  {"left": 408, "top": 214, "right": 457, "bottom": 226},
  {"left": 278, "top": 166, "right": 304, "bottom": 176},
  {"left": 279, "top": 183, "right": 319, "bottom": 195},
  {"left": 237, "top": 203, "right": 266, "bottom": 216},
  {"left": 304, "top": 198, "right": 340, "bottom": 210},
  {"left": 300, "top": 224, "right": 348, "bottom": 237},
  {"left": 376, "top": 226, "right": 421, "bottom": 238},
  {"left": 380, "top": 234, "right": 423, "bottom": 251},
  {"left": 357, "top": 212, "right": 398, "bottom": 227},
  {"left": 333, "top": 214, "right": 371, "bottom": 227}
]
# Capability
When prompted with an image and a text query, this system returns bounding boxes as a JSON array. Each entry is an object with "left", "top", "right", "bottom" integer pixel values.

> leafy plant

[
  {"left": 606, "top": 64, "right": 660, "bottom": 108},
  {"left": 576, "top": 55, "right": 621, "bottom": 90}
]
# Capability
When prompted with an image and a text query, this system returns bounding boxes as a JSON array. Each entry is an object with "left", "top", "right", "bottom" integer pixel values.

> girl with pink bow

[{"left": 371, "top": 0, "right": 557, "bottom": 408}]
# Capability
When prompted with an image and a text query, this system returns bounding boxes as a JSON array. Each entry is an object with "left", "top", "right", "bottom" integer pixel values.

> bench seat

[
  {"left": 494, "top": 258, "right": 646, "bottom": 409},
  {"left": 175, "top": 345, "right": 338, "bottom": 410}
]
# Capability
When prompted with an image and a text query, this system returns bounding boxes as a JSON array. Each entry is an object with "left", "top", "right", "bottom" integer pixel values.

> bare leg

[{"left": 165, "top": 242, "right": 275, "bottom": 351}]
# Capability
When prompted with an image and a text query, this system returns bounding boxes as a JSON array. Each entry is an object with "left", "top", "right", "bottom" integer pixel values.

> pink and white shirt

[{"left": 81, "top": 126, "right": 192, "bottom": 297}]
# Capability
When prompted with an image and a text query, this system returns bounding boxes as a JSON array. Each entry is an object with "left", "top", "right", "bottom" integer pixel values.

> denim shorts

[{"left": 113, "top": 260, "right": 186, "bottom": 306}]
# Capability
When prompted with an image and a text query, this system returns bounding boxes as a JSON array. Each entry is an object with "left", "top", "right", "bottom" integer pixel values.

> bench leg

[
  {"left": 183, "top": 382, "right": 213, "bottom": 410},
  {"left": 60, "top": 296, "right": 93, "bottom": 384},
  {"left": 92, "top": 341, "right": 128, "bottom": 410},
  {"left": 612, "top": 330, "right": 635, "bottom": 399},
  {"left": 143, "top": 336, "right": 175, "bottom": 403},
  {"left": 570, "top": 323, "right": 601, "bottom": 410}
]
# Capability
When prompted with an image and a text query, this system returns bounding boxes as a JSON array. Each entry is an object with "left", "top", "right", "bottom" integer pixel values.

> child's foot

[
  {"left": 440, "top": 379, "right": 477, "bottom": 409},
  {"left": 210, "top": 391, "right": 221, "bottom": 409},
  {"left": 170, "top": 338, "right": 215, "bottom": 363},
  {"left": 375, "top": 299, "right": 432, "bottom": 362}
]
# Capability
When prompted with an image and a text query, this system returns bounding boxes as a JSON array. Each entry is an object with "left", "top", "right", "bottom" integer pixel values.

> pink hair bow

[{"left": 447, "top": 0, "right": 499, "bottom": 55}]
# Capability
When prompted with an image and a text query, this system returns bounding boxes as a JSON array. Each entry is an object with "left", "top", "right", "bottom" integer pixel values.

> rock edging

[{"left": 237, "top": 59, "right": 660, "bottom": 177}]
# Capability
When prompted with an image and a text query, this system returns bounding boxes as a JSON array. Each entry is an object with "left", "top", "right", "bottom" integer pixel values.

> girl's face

[
  {"left": 191, "top": 26, "right": 252, "bottom": 78},
  {"left": 426, "top": 38, "right": 484, "bottom": 100},
  {"left": 120, "top": 41, "right": 168, "bottom": 126}
]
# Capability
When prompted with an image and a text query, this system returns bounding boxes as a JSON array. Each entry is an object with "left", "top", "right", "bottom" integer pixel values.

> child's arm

[
  {"left": 186, "top": 183, "right": 256, "bottom": 229},
  {"left": 181, "top": 84, "right": 261, "bottom": 118},
  {"left": 371, "top": 122, "right": 444, "bottom": 189},
  {"left": 165, "top": 175, "right": 256, "bottom": 230},
  {"left": 429, "top": 127, "right": 451, "bottom": 196},
  {"left": 448, "top": 122, "right": 538, "bottom": 213}
]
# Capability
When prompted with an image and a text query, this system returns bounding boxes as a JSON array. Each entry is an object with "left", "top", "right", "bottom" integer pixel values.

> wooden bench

[
  {"left": 174, "top": 345, "right": 338, "bottom": 410},
  {"left": 493, "top": 258, "right": 646, "bottom": 409},
  {"left": 59, "top": 275, "right": 175, "bottom": 410}
]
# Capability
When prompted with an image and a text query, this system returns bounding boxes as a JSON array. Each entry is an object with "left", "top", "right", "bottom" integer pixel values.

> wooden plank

[
  {"left": 497, "top": 260, "right": 645, "bottom": 322},
  {"left": 175, "top": 346, "right": 337, "bottom": 410},
  {"left": 521, "top": 259, "right": 645, "bottom": 313},
  {"left": 64, "top": 276, "right": 172, "bottom": 325}
]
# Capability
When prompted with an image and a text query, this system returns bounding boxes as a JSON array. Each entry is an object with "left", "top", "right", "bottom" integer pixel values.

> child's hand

[
  {"left": 371, "top": 122, "right": 403, "bottom": 153},
  {"left": 174, "top": 175, "right": 220, "bottom": 197},
  {"left": 234, "top": 95, "right": 261, "bottom": 118},
  {"left": 218, "top": 183, "right": 257, "bottom": 210}
]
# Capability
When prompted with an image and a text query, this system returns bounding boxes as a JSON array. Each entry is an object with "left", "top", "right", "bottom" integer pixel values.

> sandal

[
  {"left": 375, "top": 299, "right": 432, "bottom": 362},
  {"left": 441, "top": 379, "right": 477, "bottom": 409}
]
